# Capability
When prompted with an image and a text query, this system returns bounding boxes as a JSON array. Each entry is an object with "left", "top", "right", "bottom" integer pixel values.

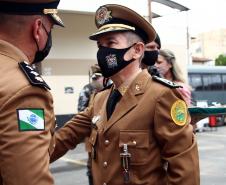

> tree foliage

[{"left": 215, "top": 54, "right": 226, "bottom": 66}]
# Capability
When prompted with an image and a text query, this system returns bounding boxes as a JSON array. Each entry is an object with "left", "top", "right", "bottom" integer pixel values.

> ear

[
  {"left": 168, "top": 62, "right": 173, "bottom": 68},
  {"left": 32, "top": 18, "right": 42, "bottom": 44},
  {"left": 132, "top": 42, "right": 145, "bottom": 60}
]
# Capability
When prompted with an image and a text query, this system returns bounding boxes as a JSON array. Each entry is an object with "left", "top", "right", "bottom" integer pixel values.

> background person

[
  {"left": 155, "top": 49, "right": 192, "bottom": 106},
  {"left": 0, "top": 0, "right": 64, "bottom": 184},
  {"left": 77, "top": 64, "right": 104, "bottom": 112},
  {"left": 141, "top": 33, "right": 162, "bottom": 76},
  {"left": 51, "top": 4, "right": 199, "bottom": 185}
]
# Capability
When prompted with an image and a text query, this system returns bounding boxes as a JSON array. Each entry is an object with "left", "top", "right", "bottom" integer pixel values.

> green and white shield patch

[{"left": 17, "top": 109, "right": 45, "bottom": 131}]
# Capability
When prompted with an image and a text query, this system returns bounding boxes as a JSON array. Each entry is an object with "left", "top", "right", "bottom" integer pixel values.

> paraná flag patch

[{"left": 17, "top": 109, "right": 45, "bottom": 131}]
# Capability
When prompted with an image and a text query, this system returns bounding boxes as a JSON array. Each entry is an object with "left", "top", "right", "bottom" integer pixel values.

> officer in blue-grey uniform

[{"left": 0, "top": 0, "right": 64, "bottom": 185}]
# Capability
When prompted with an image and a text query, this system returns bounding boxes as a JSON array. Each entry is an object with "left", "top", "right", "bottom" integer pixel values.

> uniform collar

[
  {"left": 130, "top": 69, "right": 150, "bottom": 96},
  {"left": 0, "top": 39, "right": 29, "bottom": 63},
  {"left": 102, "top": 69, "right": 150, "bottom": 132},
  {"left": 116, "top": 69, "right": 142, "bottom": 96}
]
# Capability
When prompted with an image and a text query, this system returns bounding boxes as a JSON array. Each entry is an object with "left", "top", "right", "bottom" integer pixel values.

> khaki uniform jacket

[
  {"left": 51, "top": 70, "right": 200, "bottom": 185},
  {"left": 0, "top": 40, "right": 55, "bottom": 185}
]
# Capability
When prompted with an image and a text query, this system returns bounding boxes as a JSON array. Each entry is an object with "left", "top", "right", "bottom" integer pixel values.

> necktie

[{"left": 106, "top": 89, "right": 122, "bottom": 120}]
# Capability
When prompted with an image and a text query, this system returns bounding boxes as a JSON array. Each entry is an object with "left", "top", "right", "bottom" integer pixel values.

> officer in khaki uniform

[
  {"left": 51, "top": 4, "right": 200, "bottom": 185},
  {"left": 0, "top": 0, "right": 64, "bottom": 184}
]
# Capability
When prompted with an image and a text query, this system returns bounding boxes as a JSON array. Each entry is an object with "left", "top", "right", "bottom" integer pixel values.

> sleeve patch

[
  {"left": 17, "top": 108, "right": 45, "bottom": 131},
  {"left": 170, "top": 100, "right": 187, "bottom": 126}
]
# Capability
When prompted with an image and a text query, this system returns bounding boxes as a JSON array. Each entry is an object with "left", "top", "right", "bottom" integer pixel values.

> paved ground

[{"left": 50, "top": 126, "right": 226, "bottom": 185}]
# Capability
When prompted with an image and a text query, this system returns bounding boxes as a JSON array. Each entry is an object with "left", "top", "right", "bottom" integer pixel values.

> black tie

[{"left": 106, "top": 89, "right": 122, "bottom": 120}]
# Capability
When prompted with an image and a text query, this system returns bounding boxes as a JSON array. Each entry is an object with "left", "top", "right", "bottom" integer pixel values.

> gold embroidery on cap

[
  {"left": 43, "top": 9, "right": 58, "bottom": 14},
  {"left": 99, "top": 24, "right": 135, "bottom": 31},
  {"left": 96, "top": 6, "right": 112, "bottom": 26}
]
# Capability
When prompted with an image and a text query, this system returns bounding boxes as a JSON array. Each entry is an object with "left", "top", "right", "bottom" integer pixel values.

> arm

[
  {"left": 50, "top": 106, "right": 92, "bottom": 162},
  {"left": 0, "top": 86, "right": 55, "bottom": 185},
  {"left": 154, "top": 89, "right": 200, "bottom": 185}
]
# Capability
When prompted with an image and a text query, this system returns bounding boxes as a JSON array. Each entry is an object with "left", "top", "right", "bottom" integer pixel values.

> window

[
  {"left": 222, "top": 75, "right": 226, "bottom": 90},
  {"left": 189, "top": 74, "right": 203, "bottom": 90},
  {"left": 202, "top": 74, "right": 222, "bottom": 90}
]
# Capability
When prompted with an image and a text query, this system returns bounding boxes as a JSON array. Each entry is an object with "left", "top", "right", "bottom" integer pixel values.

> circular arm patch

[{"left": 171, "top": 100, "right": 187, "bottom": 126}]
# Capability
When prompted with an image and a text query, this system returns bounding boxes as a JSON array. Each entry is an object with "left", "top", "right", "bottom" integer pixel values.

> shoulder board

[
  {"left": 152, "top": 75, "right": 182, "bottom": 89},
  {"left": 18, "top": 61, "right": 51, "bottom": 90}
]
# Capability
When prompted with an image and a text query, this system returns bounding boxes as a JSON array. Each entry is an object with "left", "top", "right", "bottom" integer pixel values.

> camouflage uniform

[{"left": 77, "top": 83, "right": 96, "bottom": 112}]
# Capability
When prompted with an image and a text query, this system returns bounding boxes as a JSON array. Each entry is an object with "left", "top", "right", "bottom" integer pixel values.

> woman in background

[{"left": 155, "top": 49, "right": 192, "bottom": 106}]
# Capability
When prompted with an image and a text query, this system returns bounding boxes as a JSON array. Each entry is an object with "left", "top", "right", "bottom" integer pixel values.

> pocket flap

[{"left": 119, "top": 130, "right": 149, "bottom": 149}]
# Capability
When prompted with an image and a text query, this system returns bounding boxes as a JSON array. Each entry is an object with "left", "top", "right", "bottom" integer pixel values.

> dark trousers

[{"left": 87, "top": 152, "right": 93, "bottom": 185}]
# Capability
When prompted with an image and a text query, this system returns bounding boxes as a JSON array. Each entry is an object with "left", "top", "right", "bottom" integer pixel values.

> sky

[{"left": 58, "top": 0, "right": 226, "bottom": 36}]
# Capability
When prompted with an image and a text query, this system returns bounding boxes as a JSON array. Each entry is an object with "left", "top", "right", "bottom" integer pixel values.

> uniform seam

[
  {"left": 0, "top": 52, "right": 19, "bottom": 63},
  {"left": 0, "top": 84, "right": 31, "bottom": 112}
]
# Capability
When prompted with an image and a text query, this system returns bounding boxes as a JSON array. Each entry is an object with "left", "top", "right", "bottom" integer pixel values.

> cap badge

[
  {"left": 106, "top": 54, "right": 118, "bottom": 68},
  {"left": 96, "top": 6, "right": 112, "bottom": 26},
  {"left": 171, "top": 100, "right": 187, "bottom": 126}
]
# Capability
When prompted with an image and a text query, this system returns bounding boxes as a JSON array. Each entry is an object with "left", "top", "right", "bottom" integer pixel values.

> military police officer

[
  {"left": 51, "top": 4, "right": 200, "bottom": 185},
  {"left": 0, "top": 0, "right": 63, "bottom": 184},
  {"left": 141, "top": 33, "right": 162, "bottom": 77}
]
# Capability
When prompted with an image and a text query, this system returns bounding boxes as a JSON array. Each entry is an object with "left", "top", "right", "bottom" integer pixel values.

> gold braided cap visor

[{"left": 90, "top": 23, "right": 135, "bottom": 40}]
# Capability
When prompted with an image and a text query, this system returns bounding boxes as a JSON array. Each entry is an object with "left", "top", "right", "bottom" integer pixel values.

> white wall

[
  {"left": 44, "top": 75, "right": 89, "bottom": 115},
  {"left": 42, "top": 12, "right": 97, "bottom": 115}
]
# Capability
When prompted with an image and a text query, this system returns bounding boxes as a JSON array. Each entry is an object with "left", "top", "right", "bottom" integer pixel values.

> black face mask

[
  {"left": 97, "top": 45, "right": 135, "bottom": 78},
  {"left": 142, "top": 50, "right": 159, "bottom": 66},
  {"left": 33, "top": 26, "right": 52, "bottom": 64}
]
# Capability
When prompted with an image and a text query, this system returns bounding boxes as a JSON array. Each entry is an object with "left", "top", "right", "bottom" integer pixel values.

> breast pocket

[{"left": 119, "top": 130, "right": 149, "bottom": 165}]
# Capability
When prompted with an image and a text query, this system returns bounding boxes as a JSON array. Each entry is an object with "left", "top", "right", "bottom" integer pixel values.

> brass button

[
  {"left": 104, "top": 140, "right": 110, "bottom": 145},
  {"left": 103, "top": 161, "right": 108, "bottom": 168},
  {"left": 132, "top": 140, "right": 137, "bottom": 145}
]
